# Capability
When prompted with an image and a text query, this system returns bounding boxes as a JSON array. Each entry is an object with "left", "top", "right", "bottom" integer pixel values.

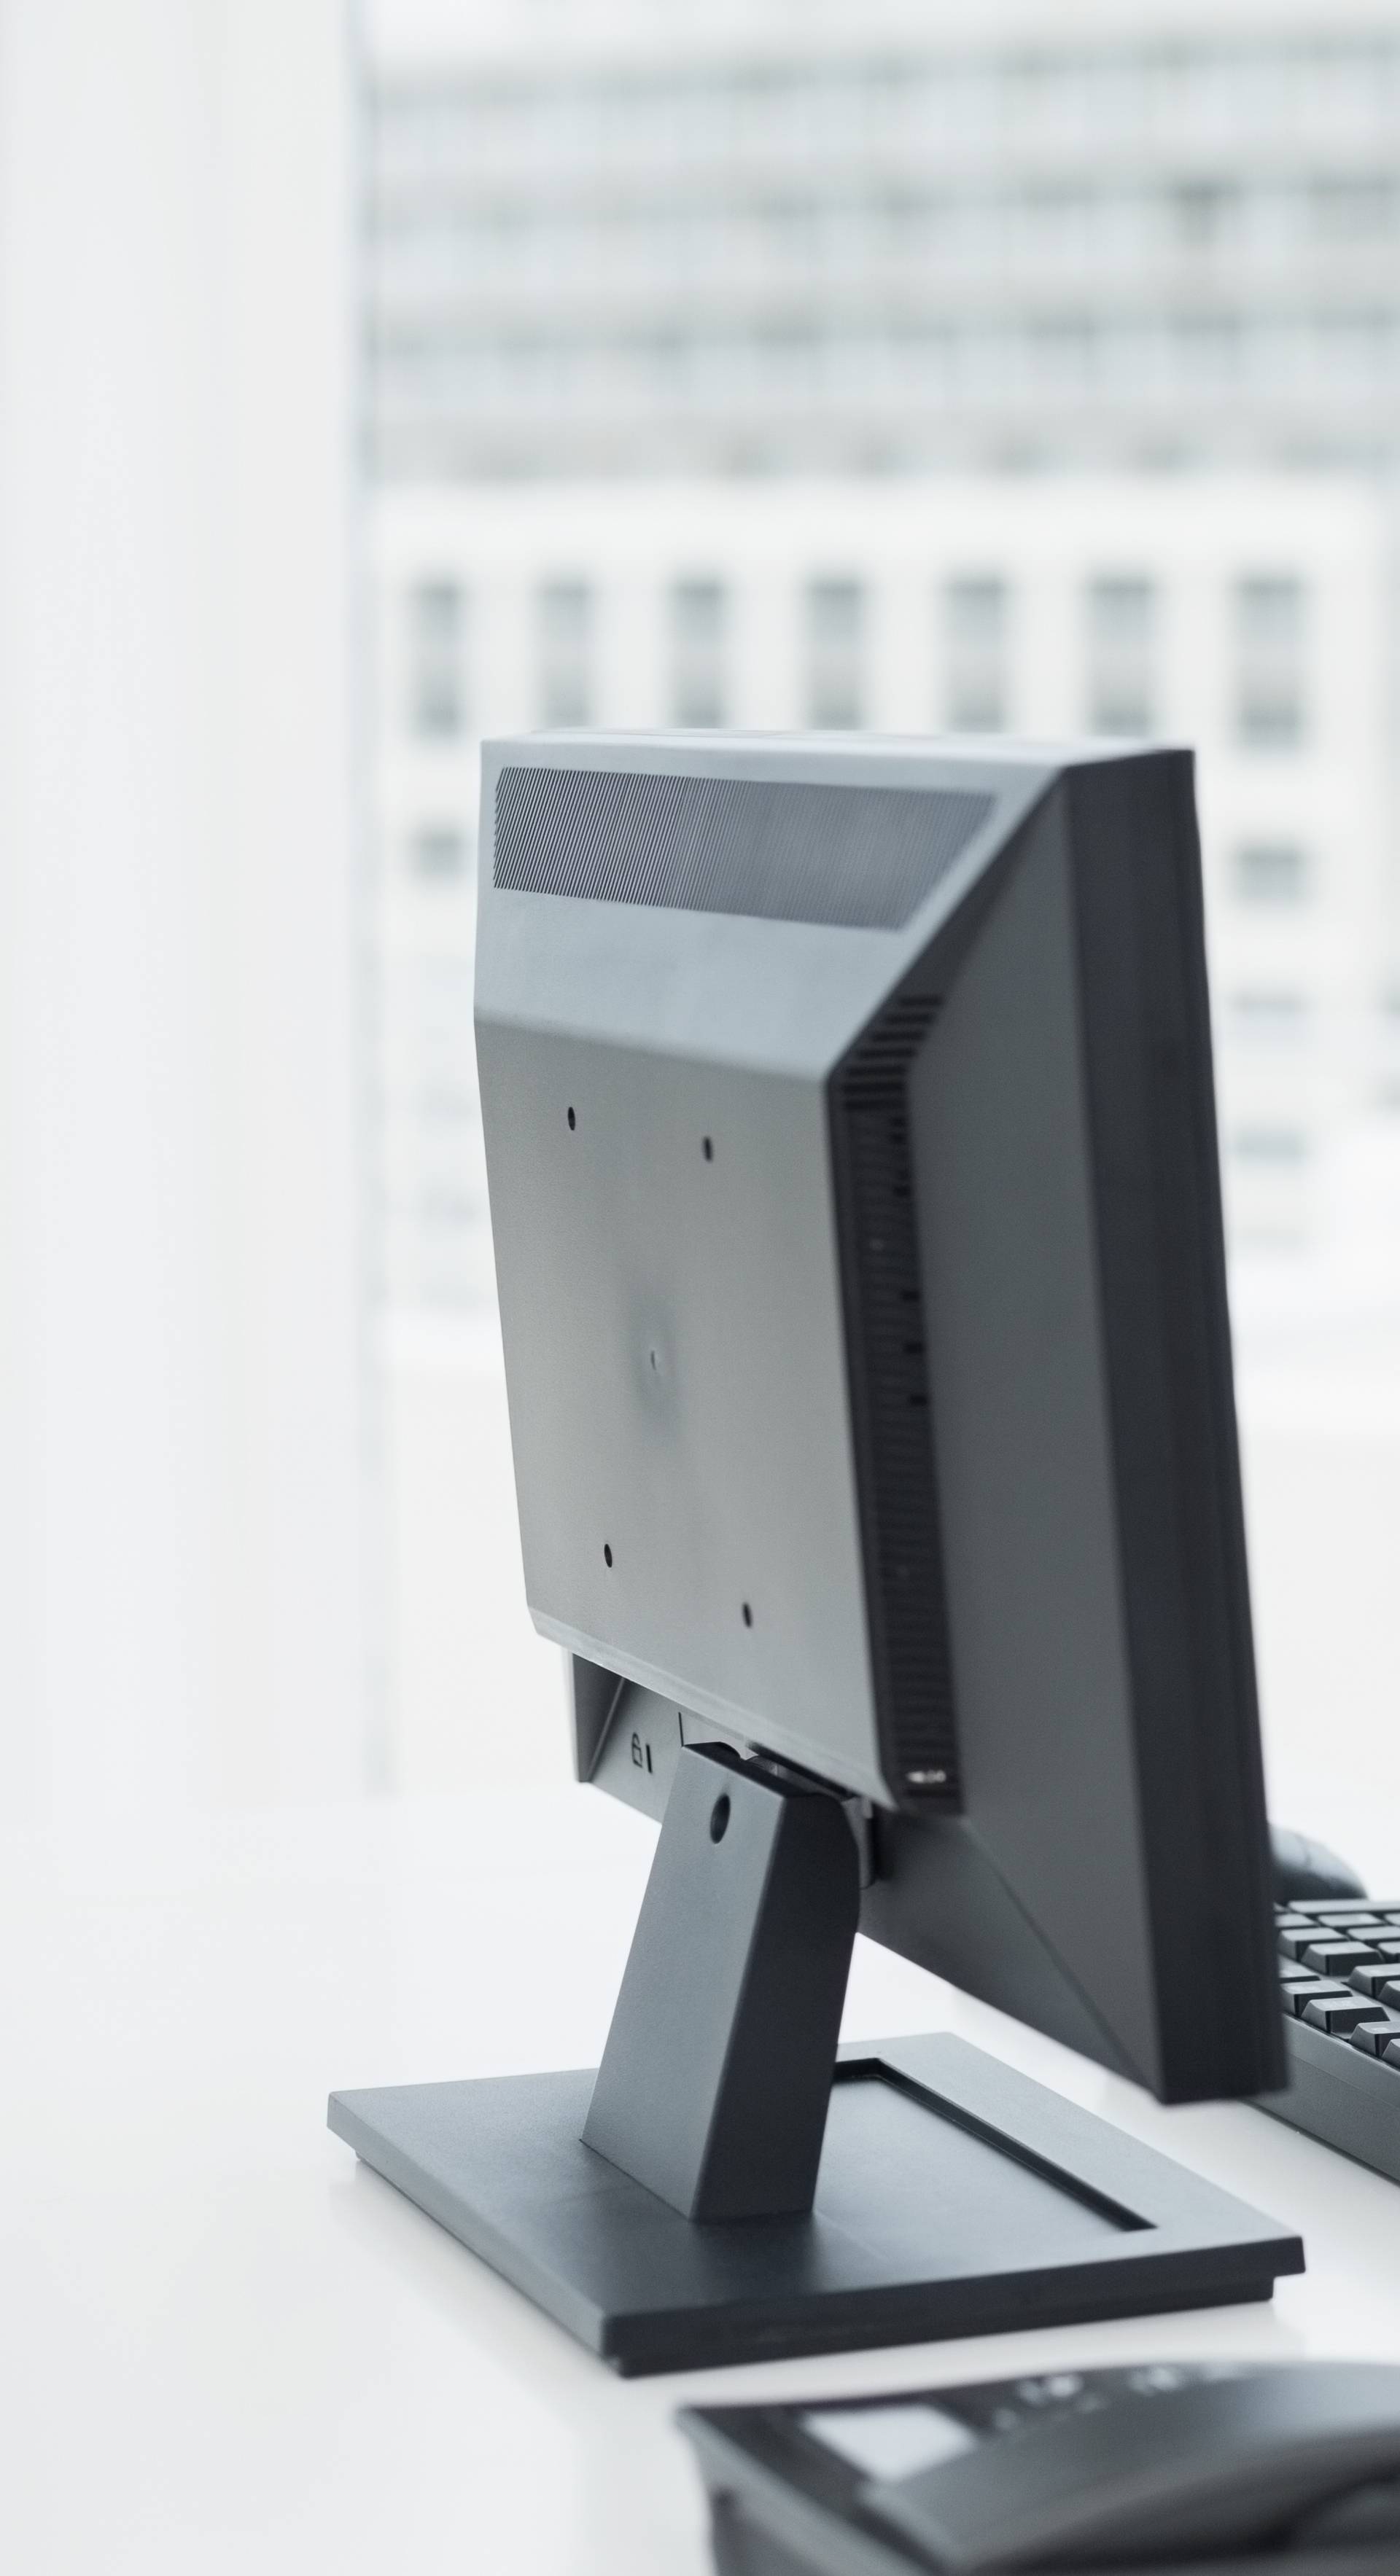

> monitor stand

[{"left": 329, "top": 1744, "right": 1302, "bottom": 2376}]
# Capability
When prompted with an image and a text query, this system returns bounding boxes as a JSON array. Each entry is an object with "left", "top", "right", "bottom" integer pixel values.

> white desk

[{"left": 7, "top": 1787, "right": 1400, "bottom": 2575}]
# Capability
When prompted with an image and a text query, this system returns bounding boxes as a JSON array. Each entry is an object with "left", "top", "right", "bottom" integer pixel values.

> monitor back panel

[
  {"left": 476, "top": 733, "right": 1283, "bottom": 2104},
  {"left": 476, "top": 734, "right": 1044, "bottom": 1808},
  {"left": 478, "top": 1016, "right": 884, "bottom": 1795}
]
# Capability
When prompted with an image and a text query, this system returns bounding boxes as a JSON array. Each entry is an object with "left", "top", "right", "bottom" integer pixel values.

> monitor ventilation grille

[
  {"left": 835, "top": 992, "right": 960, "bottom": 1804},
  {"left": 494, "top": 764, "right": 993, "bottom": 934}
]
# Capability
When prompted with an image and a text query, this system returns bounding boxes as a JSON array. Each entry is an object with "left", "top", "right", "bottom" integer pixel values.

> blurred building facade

[{"left": 365, "top": 0, "right": 1400, "bottom": 1316}]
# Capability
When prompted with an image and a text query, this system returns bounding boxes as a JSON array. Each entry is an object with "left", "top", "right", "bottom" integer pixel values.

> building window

[
  {"left": 1230, "top": 1126, "right": 1310, "bottom": 1165},
  {"left": 944, "top": 576, "right": 1008, "bottom": 731},
  {"left": 1085, "top": 575, "right": 1156, "bottom": 734},
  {"left": 805, "top": 577, "right": 865, "bottom": 729},
  {"left": 1235, "top": 574, "right": 1307, "bottom": 746},
  {"left": 1310, "top": 177, "right": 1398, "bottom": 243},
  {"left": 1234, "top": 841, "right": 1307, "bottom": 902},
  {"left": 1172, "top": 181, "right": 1235, "bottom": 248},
  {"left": 669, "top": 578, "right": 727, "bottom": 727},
  {"left": 537, "top": 579, "right": 594, "bottom": 725},
  {"left": 407, "top": 579, "right": 466, "bottom": 738},
  {"left": 1228, "top": 989, "right": 1310, "bottom": 1042},
  {"left": 409, "top": 824, "right": 470, "bottom": 882}
]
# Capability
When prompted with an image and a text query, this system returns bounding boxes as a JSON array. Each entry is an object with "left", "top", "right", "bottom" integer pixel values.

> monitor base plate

[{"left": 328, "top": 2033, "right": 1302, "bottom": 2376}]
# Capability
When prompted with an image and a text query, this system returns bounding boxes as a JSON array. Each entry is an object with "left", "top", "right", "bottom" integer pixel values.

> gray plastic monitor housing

[{"left": 475, "top": 731, "right": 1282, "bottom": 2105}]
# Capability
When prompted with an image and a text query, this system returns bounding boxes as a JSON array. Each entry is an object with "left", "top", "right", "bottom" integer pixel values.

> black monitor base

[
  {"left": 330, "top": 2034, "right": 1302, "bottom": 2376},
  {"left": 329, "top": 1747, "right": 1301, "bottom": 2373}
]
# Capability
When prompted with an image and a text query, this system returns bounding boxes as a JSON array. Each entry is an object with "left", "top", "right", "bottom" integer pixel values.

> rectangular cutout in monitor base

[{"left": 327, "top": 2033, "right": 1302, "bottom": 2377}]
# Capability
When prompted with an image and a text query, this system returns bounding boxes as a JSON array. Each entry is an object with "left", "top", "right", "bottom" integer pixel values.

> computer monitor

[{"left": 330, "top": 733, "right": 1299, "bottom": 2374}]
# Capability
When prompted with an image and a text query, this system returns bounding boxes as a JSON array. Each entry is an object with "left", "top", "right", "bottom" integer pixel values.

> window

[
  {"left": 763, "top": 320, "right": 823, "bottom": 397},
  {"left": 1310, "top": 177, "right": 1398, "bottom": 242},
  {"left": 1230, "top": 1125, "right": 1310, "bottom": 1164},
  {"left": 1234, "top": 841, "right": 1307, "bottom": 902},
  {"left": 805, "top": 578, "right": 864, "bottom": 729},
  {"left": 1172, "top": 180, "right": 1235, "bottom": 247},
  {"left": 1235, "top": 574, "right": 1307, "bottom": 746},
  {"left": 669, "top": 578, "right": 727, "bottom": 727},
  {"left": 1027, "top": 316, "right": 1100, "bottom": 390},
  {"left": 1174, "top": 314, "right": 1242, "bottom": 389},
  {"left": 409, "top": 824, "right": 470, "bottom": 882},
  {"left": 537, "top": 579, "right": 594, "bottom": 725},
  {"left": 944, "top": 577, "right": 1008, "bottom": 731},
  {"left": 1315, "top": 311, "right": 1394, "bottom": 390},
  {"left": 763, "top": 195, "right": 822, "bottom": 262},
  {"left": 1228, "top": 989, "right": 1310, "bottom": 1042},
  {"left": 1085, "top": 576, "right": 1156, "bottom": 734},
  {"left": 406, "top": 579, "right": 466, "bottom": 738}
]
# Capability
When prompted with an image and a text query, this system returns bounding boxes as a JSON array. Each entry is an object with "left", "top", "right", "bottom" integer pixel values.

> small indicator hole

[
  {"left": 603, "top": 1542, "right": 613, "bottom": 1568},
  {"left": 702, "top": 1136, "right": 714, "bottom": 1161},
  {"left": 741, "top": 1601, "right": 753, "bottom": 1628},
  {"left": 709, "top": 1795, "right": 731, "bottom": 1844},
  {"left": 567, "top": 1106, "right": 576, "bottom": 1131}
]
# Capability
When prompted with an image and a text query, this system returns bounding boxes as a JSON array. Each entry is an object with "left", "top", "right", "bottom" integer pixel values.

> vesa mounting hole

[
  {"left": 709, "top": 1794, "right": 731, "bottom": 1844},
  {"left": 567, "top": 1106, "right": 576, "bottom": 1131},
  {"left": 603, "top": 1542, "right": 613, "bottom": 1567},
  {"left": 742, "top": 1601, "right": 753, "bottom": 1628}
]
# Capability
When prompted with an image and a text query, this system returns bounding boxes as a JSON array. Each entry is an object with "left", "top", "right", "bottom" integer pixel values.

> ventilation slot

[
  {"left": 494, "top": 765, "right": 993, "bottom": 934},
  {"left": 836, "top": 993, "right": 960, "bottom": 1803}
]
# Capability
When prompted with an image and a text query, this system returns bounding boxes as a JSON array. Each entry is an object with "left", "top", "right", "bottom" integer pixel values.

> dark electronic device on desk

[
  {"left": 329, "top": 733, "right": 1300, "bottom": 2373},
  {"left": 1267, "top": 1825, "right": 1400, "bottom": 2184},
  {"left": 680, "top": 2360, "right": 1400, "bottom": 2574}
]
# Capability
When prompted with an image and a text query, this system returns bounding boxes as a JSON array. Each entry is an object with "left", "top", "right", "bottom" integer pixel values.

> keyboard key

[
  {"left": 1348, "top": 1963, "right": 1400, "bottom": 1999},
  {"left": 1280, "top": 1928, "right": 1324, "bottom": 1959},
  {"left": 1303, "top": 1996, "right": 1377, "bottom": 2034},
  {"left": 1384, "top": 2040, "right": 1400, "bottom": 2072},
  {"left": 1350, "top": 2018, "right": 1400, "bottom": 2056},
  {"left": 1284, "top": 1979, "right": 1349, "bottom": 2015},
  {"left": 1302, "top": 1939, "right": 1380, "bottom": 1975},
  {"left": 1371, "top": 1938, "right": 1400, "bottom": 1959}
]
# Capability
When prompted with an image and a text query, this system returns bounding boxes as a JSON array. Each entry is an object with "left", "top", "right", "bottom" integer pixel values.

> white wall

[{"left": 0, "top": 0, "right": 373, "bottom": 1816}]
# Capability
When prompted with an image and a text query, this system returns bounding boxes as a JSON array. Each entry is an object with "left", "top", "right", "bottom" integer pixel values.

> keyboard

[{"left": 1264, "top": 1897, "right": 1400, "bottom": 2182}]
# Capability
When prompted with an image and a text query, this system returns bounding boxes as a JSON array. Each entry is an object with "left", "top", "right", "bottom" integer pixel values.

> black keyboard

[{"left": 1264, "top": 1897, "right": 1400, "bottom": 2182}]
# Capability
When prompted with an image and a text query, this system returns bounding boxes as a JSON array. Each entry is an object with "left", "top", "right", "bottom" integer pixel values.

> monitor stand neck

[{"left": 581, "top": 1742, "right": 861, "bottom": 2222}]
